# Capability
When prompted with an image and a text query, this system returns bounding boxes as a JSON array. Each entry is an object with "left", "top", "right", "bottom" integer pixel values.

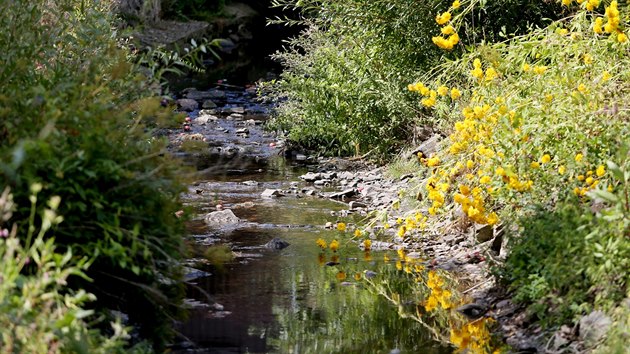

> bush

[
  {"left": 266, "top": 0, "right": 561, "bottom": 157},
  {"left": 0, "top": 187, "right": 142, "bottom": 353},
  {"left": 0, "top": 0, "right": 187, "bottom": 349}
]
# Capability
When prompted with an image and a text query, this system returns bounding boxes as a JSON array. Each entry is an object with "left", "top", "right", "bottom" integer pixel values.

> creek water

[{"left": 173, "top": 150, "right": 452, "bottom": 353}]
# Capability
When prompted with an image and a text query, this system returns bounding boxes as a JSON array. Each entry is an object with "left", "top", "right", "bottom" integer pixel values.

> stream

[{"left": 167, "top": 85, "right": 455, "bottom": 353}]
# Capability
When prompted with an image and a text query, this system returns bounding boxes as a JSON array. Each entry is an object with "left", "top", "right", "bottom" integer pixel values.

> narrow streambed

[{"left": 174, "top": 154, "right": 451, "bottom": 353}]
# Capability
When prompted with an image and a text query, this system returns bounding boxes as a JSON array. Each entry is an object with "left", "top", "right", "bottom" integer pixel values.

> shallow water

[{"left": 175, "top": 155, "right": 452, "bottom": 354}]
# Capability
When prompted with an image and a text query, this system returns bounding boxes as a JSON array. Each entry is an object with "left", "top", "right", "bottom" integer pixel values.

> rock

[
  {"left": 579, "top": 310, "right": 612, "bottom": 346},
  {"left": 185, "top": 90, "right": 213, "bottom": 101},
  {"left": 475, "top": 224, "right": 494, "bottom": 243},
  {"left": 314, "top": 179, "right": 331, "bottom": 187},
  {"left": 227, "top": 113, "right": 244, "bottom": 120},
  {"left": 236, "top": 128, "right": 250, "bottom": 135},
  {"left": 202, "top": 100, "right": 217, "bottom": 109},
  {"left": 228, "top": 106, "right": 245, "bottom": 114},
  {"left": 300, "top": 172, "right": 321, "bottom": 182},
  {"left": 194, "top": 115, "right": 211, "bottom": 125},
  {"left": 349, "top": 201, "right": 367, "bottom": 210},
  {"left": 265, "top": 237, "right": 290, "bottom": 250},
  {"left": 456, "top": 302, "right": 488, "bottom": 320},
  {"left": 183, "top": 267, "right": 211, "bottom": 281},
  {"left": 491, "top": 230, "right": 503, "bottom": 254},
  {"left": 329, "top": 189, "right": 356, "bottom": 200},
  {"left": 295, "top": 154, "right": 307, "bottom": 161},
  {"left": 204, "top": 209, "right": 240, "bottom": 226},
  {"left": 177, "top": 98, "right": 199, "bottom": 111},
  {"left": 409, "top": 134, "right": 442, "bottom": 159},
  {"left": 261, "top": 189, "right": 284, "bottom": 198},
  {"left": 242, "top": 180, "right": 259, "bottom": 186}
]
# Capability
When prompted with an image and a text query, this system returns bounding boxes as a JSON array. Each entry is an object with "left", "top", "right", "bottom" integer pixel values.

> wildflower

[
  {"left": 618, "top": 32, "right": 628, "bottom": 43},
  {"left": 487, "top": 212, "right": 499, "bottom": 225},
  {"left": 575, "top": 153, "right": 584, "bottom": 162},
  {"left": 354, "top": 229, "right": 362, "bottom": 237},
  {"left": 558, "top": 165, "right": 566, "bottom": 175},
  {"left": 354, "top": 273, "right": 361, "bottom": 281},
  {"left": 466, "top": 160, "right": 475, "bottom": 169},
  {"left": 471, "top": 67, "right": 484, "bottom": 80},
  {"left": 459, "top": 184, "right": 471, "bottom": 195},
  {"left": 593, "top": 17, "right": 604, "bottom": 34},
  {"left": 577, "top": 175, "right": 585, "bottom": 181},
  {"left": 577, "top": 83, "right": 588, "bottom": 93},
  {"left": 437, "top": 85, "right": 449, "bottom": 96},
  {"left": 530, "top": 161, "right": 540, "bottom": 169},
  {"left": 522, "top": 63, "right": 531, "bottom": 72},
  {"left": 316, "top": 238, "right": 327, "bottom": 249},
  {"left": 558, "top": 28, "right": 569, "bottom": 35},
  {"left": 586, "top": 176, "right": 595, "bottom": 185},
  {"left": 485, "top": 67, "right": 498, "bottom": 81},
  {"left": 427, "top": 156, "right": 441, "bottom": 167},
  {"left": 436, "top": 12, "right": 452, "bottom": 25},
  {"left": 562, "top": 0, "right": 571, "bottom": 5},
  {"left": 583, "top": 54, "right": 593, "bottom": 64},
  {"left": 587, "top": 170, "right": 593, "bottom": 177},
  {"left": 330, "top": 239, "right": 340, "bottom": 252},
  {"left": 441, "top": 25, "right": 455, "bottom": 35},
  {"left": 452, "top": 0, "right": 460, "bottom": 9},
  {"left": 450, "top": 88, "right": 462, "bottom": 100},
  {"left": 596, "top": 165, "right": 606, "bottom": 177},
  {"left": 337, "top": 222, "right": 346, "bottom": 232},
  {"left": 607, "top": 185, "right": 614, "bottom": 192},
  {"left": 533, "top": 65, "right": 548, "bottom": 75},
  {"left": 479, "top": 175, "right": 492, "bottom": 184},
  {"left": 384, "top": 254, "right": 390, "bottom": 262},
  {"left": 541, "top": 154, "right": 551, "bottom": 163},
  {"left": 363, "top": 239, "right": 372, "bottom": 250},
  {"left": 602, "top": 71, "right": 611, "bottom": 81},
  {"left": 336, "top": 271, "right": 346, "bottom": 281}
]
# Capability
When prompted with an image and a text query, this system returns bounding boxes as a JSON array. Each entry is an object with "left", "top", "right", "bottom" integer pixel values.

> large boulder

[{"left": 113, "top": 0, "right": 160, "bottom": 24}]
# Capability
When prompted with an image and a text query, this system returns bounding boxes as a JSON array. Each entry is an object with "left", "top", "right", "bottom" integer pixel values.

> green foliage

[
  {"left": 267, "top": 0, "right": 561, "bottom": 158},
  {"left": 0, "top": 188, "right": 143, "bottom": 353},
  {"left": 0, "top": 0, "right": 188, "bottom": 350},
  {"left": 504, "top": 150, "right": 629, "bottom": 327}
]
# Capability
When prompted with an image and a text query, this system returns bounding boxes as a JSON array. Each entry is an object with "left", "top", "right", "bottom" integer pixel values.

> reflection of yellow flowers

[
  {"left": 330, "top": 239, "right": 339, "bottom": 252},
  {"left": 450, "top": 317, "right": 495, "bottom": 354},
  {"left": 336, "top": 271, "right": 346, "bottom": 281},
  {"left": 317, "top": 253, "right": 325, "bottom": 265},
  {"left": 337, "top": 222, "right": 346, "bottom": 232},
  {"left": 316, "top": 238, "right": 327, "bottom": 249}
]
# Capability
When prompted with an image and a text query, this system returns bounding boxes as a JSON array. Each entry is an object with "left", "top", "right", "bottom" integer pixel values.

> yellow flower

[
  {"left": 558, "top": 165, "right": 566, "bottom": 175},
  {"left": 336, "top": 222, "right": 346, "bottom": 232},
  {"left": 593, "top": 17, "right": 604, "bottom": 34},
  {"left": 436, "top": 11, "right": 452, "bottom": 25},
  {"left": 575, "top": 153, "right": 584, "bottom": 162},
  {"left": 363, "top": 239, "right": 372, "bottom": 250},
  {"left": 558, "top": 28, "right": 568, "bottom": 35},
  {"left": 459, "top": 184, "right": 471, "bottom": 195},
  {"left": 479, "top": 175, "right": 492, "bottom": 184},
  {"left": 541, "top": 154, "right": 551, "bottom": 164},
  {"left": 533, "top": 65, "right": 548, "bottom": 75},
  {"left": 562, "top": 0, "right": 572, "bottom": 5},
  {"left": 336, "top": 271, "right": 346, "bottom": 281},
  {"left": 330, "top": 239, "right": 340, "bottom": 252},
  {"left": 618, "top": 32, "right": 628, "bottom": 43},
  {"left": 441, "top": 25, "right": 455, "bottom": 35},
  {"left": 577, "top": 83, "right": 588, "bottom": 93},
  {"left": 354, "top": 229, "right": 362, "bottom": 237},
  {"left": 354, "top": 272, "right": 362, "bottom": 281},
  {"left": 485, "top": 67, "right": 498, "bottom": 81},
  {"left": 471, "top": 67, "right": 484, "bottom": 80},
  {"left": 586, "top": 176, "right": 595, "bottom": 185},
  {"left": 596, "top": 165, "right": 606, "bottom": 177},
  {"left": 495, "top": 167, "right": 506, "bottom": 176},
  {"left": 437, "top": 85, "right": 449, "bottom": 96},
  {"left": 487, "top": 212, "right": 499, "bottom": 225},
  {"left": 466, "top": 160, "right": 475, "bottom": 169},
  {"left": 450, "top": 88, "right": 462, "bottom": 100},
  {"left": 427, "top": 156, "right": 441, "bottom": 167},
  {"left": 522, "top": 63, "right": 531, "bottom": 72},
  {"left": 530, "top": 161, "right": 540, "bottom": 169},
  {"left": 316, "top": 238, "right": 327, "bottom": 249},
  {"left": 452, "top": 0, "right": 460, "bottom": 9},
  {"left": 583, "top": 54, "right": 593, "bottom": 64},
  {"left": 577, "top": 175, "right": 585, "bottom": 181},
  {"left": 602, "top": 71, "right": 611, "bottom": 81}
]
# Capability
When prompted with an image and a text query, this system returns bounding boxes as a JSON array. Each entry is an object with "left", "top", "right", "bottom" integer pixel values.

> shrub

[
  {"left": 266, "top": 0, "right": 561, "bottom": 158},
  {"left": 0, "top": 187, "right": 143, "bottom": 353},
  {"left": 0, "top": 0, "right": 187, "bottom": 349}
]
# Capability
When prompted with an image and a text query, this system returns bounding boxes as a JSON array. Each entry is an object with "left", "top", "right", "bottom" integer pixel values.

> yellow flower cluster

[
  {"left": 424, "top": 270, "right": 453, "bottom": 312},
  {"left": 593, "top": 1, "right": 628, "bottom": 42},
  {"left": 573, "top": 157, "right": 607, "bottom": 196},
  {"left": 316, "top": 238, "right": 327, "bottom": 249},
  {"left": 408, "top": 82, "right": 462, "bottom": 108},
  {"left": 450, "top": 317, "right": 495, "bottom": 354},
  {"left": 432, "top": 1, "right": 462, "bottom": 50},
  {"left": 394, "top": 213, "right": 428, "bottom": 238},
  {"left": 470, "top": 59, "right": 499, "bottom": 82}
]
